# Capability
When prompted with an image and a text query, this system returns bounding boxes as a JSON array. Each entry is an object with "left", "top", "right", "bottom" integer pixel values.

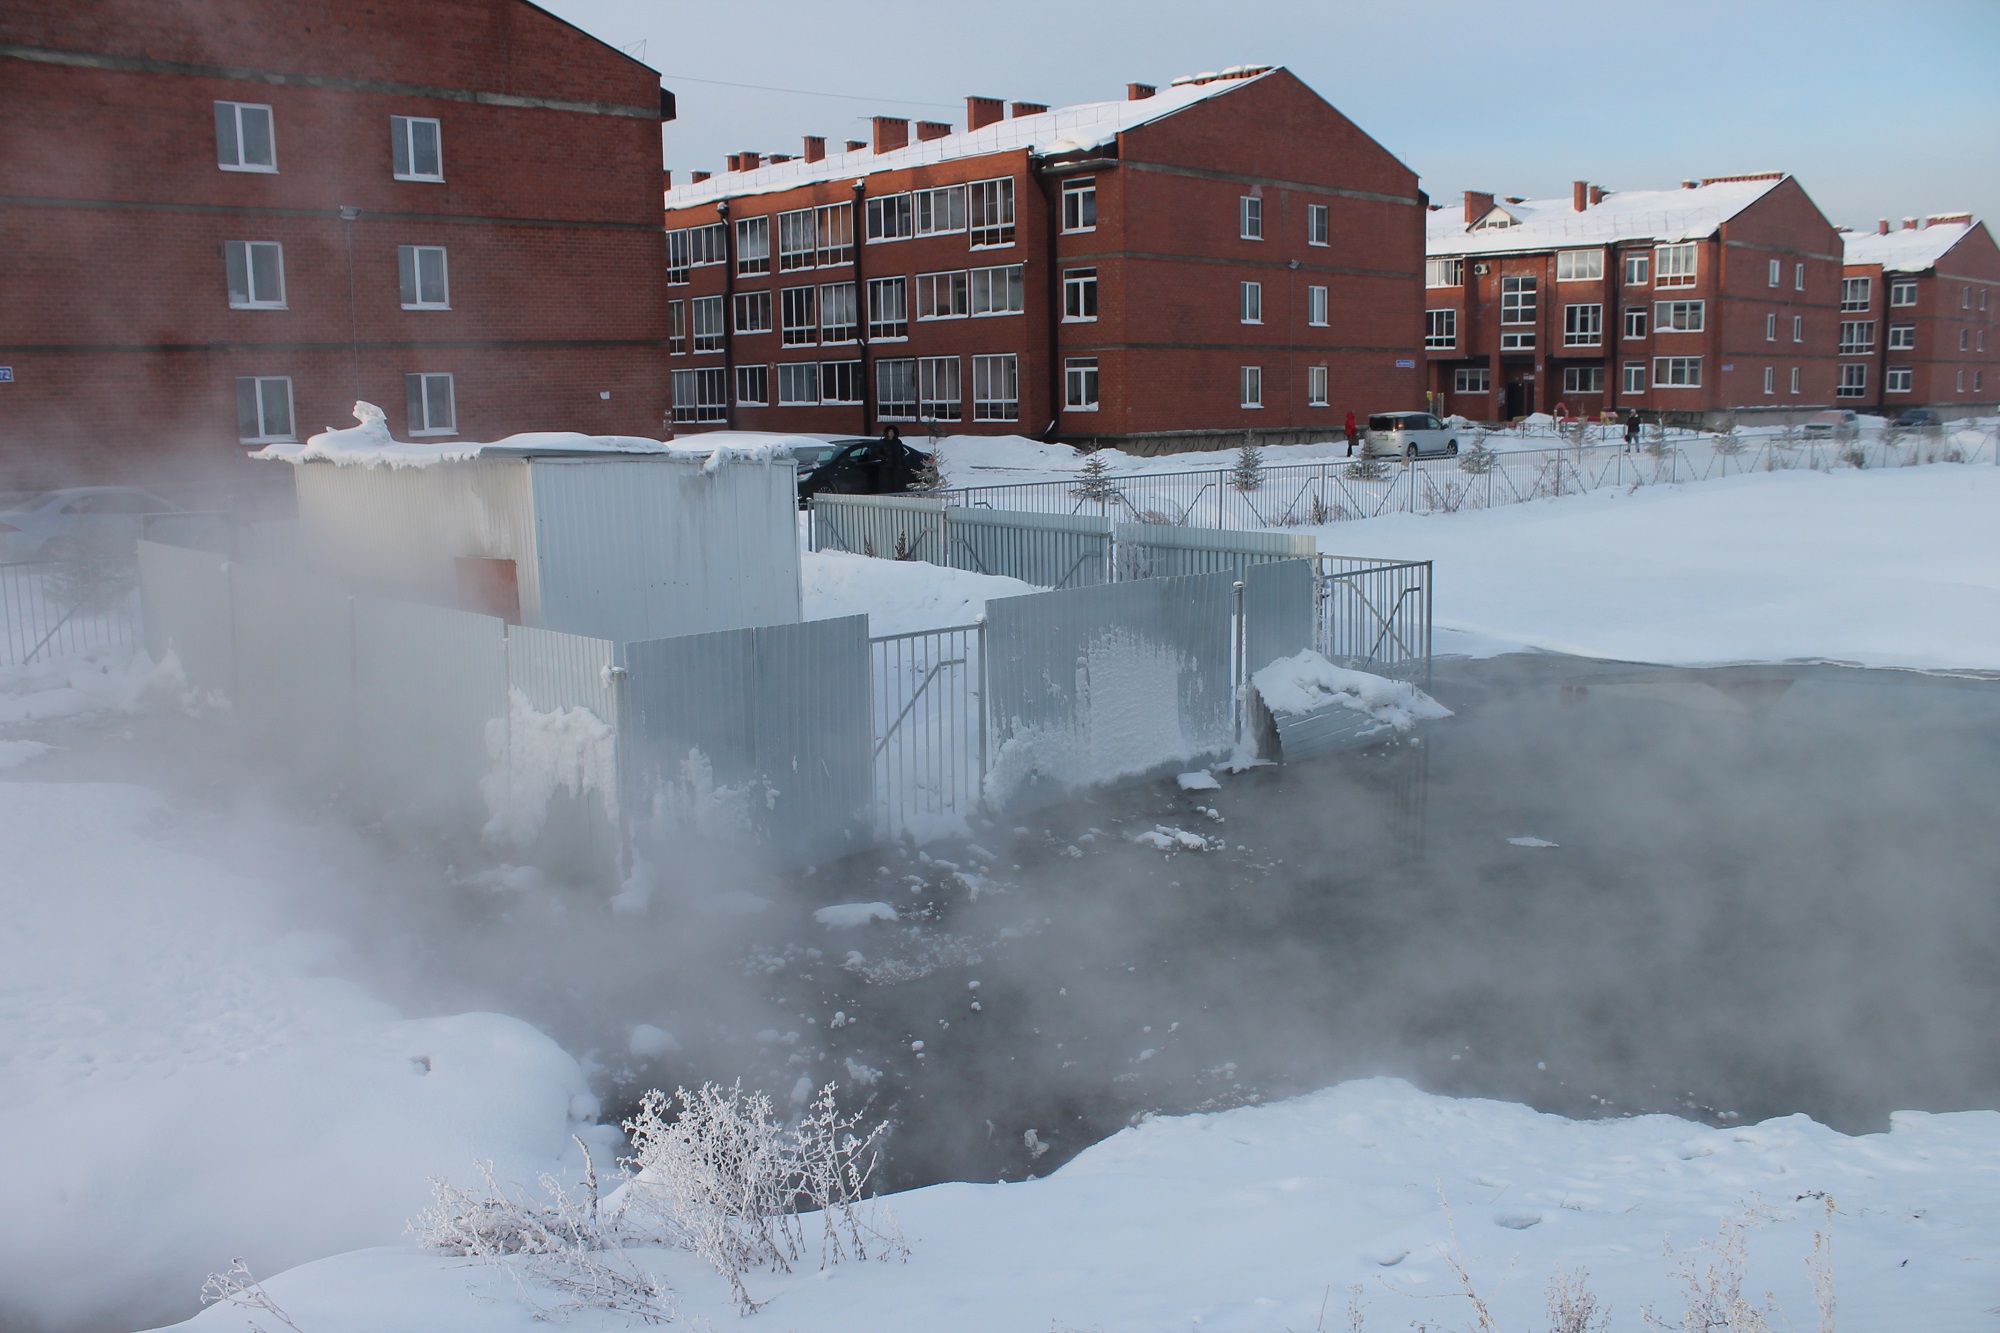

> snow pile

[
  {"left": 0, "top": 781, "right": 608, "bottom": 1333},
  {"left": 252, "top": 401, "right": 666, "bottom": 468},
  {"left": 480, "top": 688, "right": 618, "bottom": 848},
  {"left": 157, "top": 1076, "right": 2000, "bottom": 1331},
  {"left": 0, "top": 645, "right": 178, "bottom": 725},
  {"left": 1174, "top": 769, "right": 1220, "bottom": 791},
  {"left": 813, "top": 902, "right": 899, "bottom": 928},
  {"left": 0, "top": 737, "right": 52, "bottom": 768},
  {"left": 1251, "top": 650, "right": 1453, "bottom": 732},
  {"left": 803, "top": 550, "right": 1034, "bottom": 636}
]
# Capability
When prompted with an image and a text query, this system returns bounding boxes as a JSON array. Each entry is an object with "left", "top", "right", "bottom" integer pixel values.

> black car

[
  {"left": 797, "top": 436, "right": 934, "bottom": 505},
  {"left": 1894, "top": 408, "right": 1944, "bottom": 429}
]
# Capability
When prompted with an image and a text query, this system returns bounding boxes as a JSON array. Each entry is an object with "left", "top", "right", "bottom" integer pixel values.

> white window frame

[
  {"left": 668, "top": 299, "right": 686, "bottom": 355},
  {"left": 777, "top": 209, "right": 817, "bottom": 271},
  {"left": 1307, "top": 203, "right": 1329, "bottom": 247},
  {"left": 1888, "top": 323, "right": 1915, "bottom": 351},
  {"left": 1061, "top": 178, "right": 1097, "bottom": 234},
  {"left": 866, "top": 194, "right": 913, "bottom": 242},
  {"left": 734, "top": 290, "right": 772, "bottom": 334},
  {"left": 1424, "top": 308, "right": 1456, "bottom": 349},
  {"left": 671, "top": 367, "right": 728, "bottom": 423},
  {"left": 735, "top": 217, "right": 771, "bottom": 276},
  {"left": 1426, "top": 257, "right": 1463, "bottom": 288},
  {"left": 1794, "top": 262, "right": 1806, "bottom": 292},
  {"left": 780, "top": 287, "right": 818, "bottom": 346},
  {"left": 666, "top": 230, "right": 692, "bottom": 286},
  {"left": 819, "top": 282, "right": 858, "bottom": 342},
  {"left": 1885, "top": 367, "right": 1913, "bottom": 394},
  {"left": 1454, "top": 367, "right": 1490, "bottom": 394},
  {"left": 972, "top": 353, "right": 1019, "bottom": 421},
  {"left": 876, "top": 357, "right": 917, "bottom": 420},
  {"left": 776, "top": 362, "right": 820, "bottom": 406},
  {"left": 734, "top": 364, "right": 768, "bottom": 407},
  {"left": 1064, "top": 357, "right": 1099, "bottom": 411},
  {"left": 1500, "top": 275, "right": 1537, "bottom": 325},
  {"left": 1841, "top": 276, "right": 1872, "bottom": 312},
  {"left": 1623, "top": 306, "right": 1648, "bottom": 340},
  {"left": 1836, "top": 364, "right": 1867, "bottom": 398},
  {"left": 1308, "top": 364, "right": 1329, "bottom": 405},
  {"left": 1652, "top": 355, "right": 1702, "bottom": 388},
  {"left": 820, "top": 360, "right": 863, "bottom": 405},
  {"left": 1621, "top": 362, "right": 1646, "bottom": 395},
  {"left": 916, "top": 270, "right": 969, "bottom": 321},
  {"left": 1765, "top": 312, "right": 1777, "bottom": 342},
  {"left": 215, "top": 101, "right": 276, "bottom": 172},
  {"left": 1501, "top": 331, "right": 1536, "bottom": 351},
  {"left": 1240, "top": 281, "right": 1263, "bottom": 324},
  {"left": 867, "top": 276, "right": 908, "bottom": 340},
  {"left": 1653, "top": 299, "right": 1704, "bottom": 333},
  {"left": 689, "top": 223, "right": 727, "bottom": 267},
  {"left": 235, "top": 375, "right": 295, "bottom": 442},
  {"left": 1890, "top": 279, "right": 1918, "bottom": 307},
  {"left": 969, "top": 264, "right": 1025, "bottom": 316},
  {"left": 1308, "top": 285, "right": 1329, "bottom": 327},
  {"left": 913, "top": 185, "right": 968, "bottom": 237},
  {"left": 1956, "top": 368, "right": 1966, "bottom": 392},
  {"left": 223, "top": 240, "right": 286, "bottom": 309},
  {"left": 1563, "top": 303, "right": 1603, "bottom": 347},
  {"left": 1790, "top": 366, "right": 1802, "bottom": 395},
  {"left": 1063, "top": 267, "right": 1098, "bottom": 322},
  {"left": 969, "top": 178, "right": 1016, "bottom": 248},
  {"left": 1562, "top": 365, "right": 1605, "bottom": 394},
  {"left": 1792, "top": 314, "right": 1804, "bottom": 343},
  {"left": 1623, "top": 252, "right": 1650, "bottom": 286},
  {"left": 1762, "top": 366, "right": 1775, "bottom": 395},
  {"left": 1240, "top": 365, "right": 1263, "bottom": 408},
  {"left": 1654, "top": 242, "right": 1697, "bottom": 289},
  {"left": 404, "top": 371, "right": 457, "bottom": 436},
  {"left": 398, "top": 245, "right": 450, "bottom": 310},
  {"left": 816, "top": 203, "right": 855, "bottom": 267},
  {"left": 1555, "top": 249, "right": 1604, "bottom": 282},
  {"left": 1839, "top": 320, "right": 1876, "bottom": 355},
  {"left": 1239, "top": 195, "right": 1263, "bottom": 240},
  {"left": 1767, "top": 258, "right": 1781, "bottom": 288},
  {"left": 691, "top": 295, "right": 725, "bottom": 352},
  {"left": 390, "top": 115, "right": 443, "bottom": 182},
  {"left": 918, "top": 355, "right": 961, "bottom": 422}
]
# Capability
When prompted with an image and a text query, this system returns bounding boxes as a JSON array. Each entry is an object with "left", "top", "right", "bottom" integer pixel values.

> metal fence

[
  {"left": 1316, "top": 555, "right": 1433, "bottom": 690},
  {"left": 1113, "top": 523, "right": 1317, "bottom": 580},
  {"left": 0, "top": 559, "right": 141, "bottom": 668},
  {"left": 871, "top": 622, "right": 986, "bottom": 840},
  {"left": 812, "top": 493, "right": 1111, "bottom": 589}
]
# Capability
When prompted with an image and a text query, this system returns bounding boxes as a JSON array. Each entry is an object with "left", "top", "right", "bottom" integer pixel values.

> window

[
  {"left": 691, "top": 295, "right": 725, "bottom": 351},
  {"left": 1063, "top": 268, "right": 1098, "bottom": 321},
  {"left": 816, "top": 204, "right": 854, "bottom": 266},
  {"left": 866, "top": 194, "right": 913, "bottom": 241},
  {"left": 1064, "top": 357, "right": 1099, "bottom": 411},
  {"left": 1790, "top": 366, "right": 1801, "bottom": 394},
  {"left": 1502, "top": 331, "right": 1536, "bottom": 350},
  {"left": 1308, "top": 285, "right": 1329, "bottom": 326},
  {"left": 1654, "top": 299, "right": 1704, "bottom": 332},
  {"left": 1885, "top": 367, "right": 1913, "bottom": 393},
  {"left": 1841, "top": 276, "right": 1872, "bottom": 311},
  {"left": 1794, "top": 262, "right": 1805, "bottom": 291},
  {"left": 1890, "top": 280, "right": 1918, "bottom": 307},
  {"left": 1426, "top": 257, "right": 1464, "bottom": 288},
  {"left": 972, "top": 354, "right": 1019, "bottom": 421},
  {"left": 1061, "top": 178, "right": 1097, "bottom": 233},
  {"left": 913, "top": 186, "right": 967, "bottom": 236},
  {"left": 1622, "top": 362, "right": 1646, "bottom": 395},
  {"left": 1563, "top": 366, "right": 1605, "bottom": 394},
  {"left": 918, "top": 356, "right": 961, "bottom": 421},
  {"left": 1976, "top": 370, "right": 1984, "bottom": 393},
  {"left": 734, "top": 364, "right": 768, "bottom": 406},
  {"left": 1563, "top": 303, "right": 1603, "bottom": 346},
  {"left": 1765, "top": 313, "right": 1777, "bottom": 342},
  {"left": 666, "top": 230, "right": 691, "bottom": 285},
  {"left": 404, "top": 372, "right": 456, "bottom": 435},
  {"left": 234, "top": 376, "right": 294, "bottom": 442},
  {"left": 867, "top": 277, "right": 908, "bottom": 340},
  {"left": 671, "top": 367, "right": 728, "bottom": 423},
  {"left": 821, "top": 361, "right": 862, "bottom": 404},
  {"left": 1888, "top": 323, "right": 1915, "bottom": 350},
  {"left": 778, "top": 209, "right": 816, "bottom": 270},
  {"left": 1454, "top": 368, "right": 1490, "bottom": 394},
  {"left": 1652, "top": 356, "right": 1701, "bottom": 388},
  {"left": 1980, "top": 330, "right": 1987, "bottom": 352},
  {"left": 735, "top": 217, "right": 770, "bottom": 275},
  {"left": 781, "top": 287, "right": 818, "bottom": 345},
  {"left": 1768, "top": 258, "right": 1781, "bottom": 288},
  {"left": 916, "top": 270, "right": 969, "bottom": 320},
  {"left": 1623, "top": 306, "right": 1648, "bottom": 339},
  {"left": 398, "top": 245, "right": 449, "bottom": 309},
  {"left": 1792, "top": 314, "right": 1804, "bottom": 343},
  {"left": 1839, "top": 320, "right": 1875, "bottom": 354},
  {"left": 876, "top": 358, "right": 917, "bottom": 419},
  {"left": 1655, "top": 242, "right": 1697, "bottom": 288},
  {"left": 819, "top": 283, "right": 858, "bottom": 342},
  {"left": 668, "top": 300, "right": 685, "bottom": 355},
  {"left": 1959, "top": 328, "right": 1971, "bottom": 351},
  {"left": 969, "top": 178, "right": 1015, "bottom": 247},
  {"left": 1239, "top": 195, "right": 1263, "bottom": 239},
  {"left": 1556, "top": 249, "right": 1604, "bottom": 282},
  {"left": 1424, "top": 309, "right": 1456, "bottom": 348},
  {"left": 1957, "top": 369, "right": 1966, "bottom": 392},
  {"left": 689, "top": 223, "right": 728, "bottom": 266},
  {"left": 734, "top": 290, "right": 772, "bottom": 334},
  {"left": 1501, "top": 275, "right": 1537, "bottom": 323},
  {"left": 223, "top": 240, "right": 285, "bottom": 308},
  {"left": 1762, "top": 366, "right": 1775, "bottom": 395},
  {"left": 1240, "top": 366, "right": 1263, "bottom": 408},
  {"left": 777, "top": 363, "right": 819, "bottom": 405},
  {"left": 390, "top": 115, "right": 442, "bottom": 181},
  {"left": 969, "top": 264, "right": 1025, "bottom": 315},
  {"left": 1837, "top": 364, "right": 1867, "bottom": 398},
  {"left": 1623, "top": 252, "right": 1650, "bottom": 286},
  {"left": 1308, "top": 365, "right": 1329, "bottom": 405},
  {"left": 215, "top": 101, "right": 275, "bottom": 171},
  {"left": 1963, "top": 287, "right": 1973, "bottom": 310},
  {"left": 1240, "top": 281, "right": 1262, "bottom": 324},
  {"left": 1307, "top": 204, "right": 1329, "bottom": 247}
]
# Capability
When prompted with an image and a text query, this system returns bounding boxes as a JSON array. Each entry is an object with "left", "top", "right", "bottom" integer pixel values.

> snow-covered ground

[
  {"left": 802, "top": 549, "right": 1032, "bottom": 637},
  {"left": 156, "top": 1076, "right": 1999, "bottom": 1332}
]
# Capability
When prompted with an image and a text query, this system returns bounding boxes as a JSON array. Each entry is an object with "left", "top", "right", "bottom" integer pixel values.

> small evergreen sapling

[
  {"left": 1070, "top": 451, "right": 1117, "bottom": 503},
  {"left": 1230, "top": 440, "right": 1266, "bottom": 493}
]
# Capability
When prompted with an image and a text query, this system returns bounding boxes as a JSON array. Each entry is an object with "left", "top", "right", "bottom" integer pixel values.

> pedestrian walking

[
  {"left": 1624, "top": 410, "right": 1642, "bottom": 452},
  {"left": 1344, "top": 410, "right": 1359, "bottom": 457}
]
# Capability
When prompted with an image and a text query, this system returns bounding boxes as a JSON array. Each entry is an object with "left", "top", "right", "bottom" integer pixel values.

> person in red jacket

[{"left": 1344, "top": 410, "right": 1359, "bottom": 456}]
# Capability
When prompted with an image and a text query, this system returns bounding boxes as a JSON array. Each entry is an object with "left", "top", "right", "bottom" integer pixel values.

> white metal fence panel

[
  {"left": 871, "top": 623, "right": 984, "bottom": 840},
  {"left": 945, "top": 506, "right": 1110, "bottom": 588},
  {"left": 0, "top": 560, "right": 140, "bottom": 668},
  {"left": 1242, "top": 559, "right": 1317, "bottom": 672},
  {"left": 351, "top": 596, "right": 507, "bottom": 826},
  {"left": 137, "top": 540, "right": 233, "bottom": 695},
  {"left": 508, "top": 623, "right": 620, "bottom": 724},
  {"left": 228, "top": 563, "right": 355, "bottom": 772},
  {"left": 1114, "top": 523, "right": 1316, "bottom": 580},
  {"left": 1316, "top": 556, "right": 1433, "bottom": 688},
  {"left": 811, "top": 493, "right": 949, "bottom": 563}
]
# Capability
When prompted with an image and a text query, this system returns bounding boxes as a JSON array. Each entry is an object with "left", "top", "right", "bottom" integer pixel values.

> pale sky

[{"left": 538, "top": 0, "right": 2000, "bottom": 234}]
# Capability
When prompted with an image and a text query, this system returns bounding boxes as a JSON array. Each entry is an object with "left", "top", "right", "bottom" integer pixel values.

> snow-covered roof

[
  {"left": 663, "top": 70, "right": 1274, "bottom": 210},
  {"left": 1427, "top": 176, "right": 1788, "bottom": 258},
  {"left": 1842, "top": 218, "right": 1977, "bottom": 273},
  {"left": 252, "top": 402, "right": 669, "bottom": 469}
]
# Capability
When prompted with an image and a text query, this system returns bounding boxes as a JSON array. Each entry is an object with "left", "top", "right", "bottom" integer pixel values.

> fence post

[
  {"left": 1232, "top": 579, "right": 1246, "bottom": 753},
  {"left": 975, "top": 613, "right": 989, "bottom": 813}
]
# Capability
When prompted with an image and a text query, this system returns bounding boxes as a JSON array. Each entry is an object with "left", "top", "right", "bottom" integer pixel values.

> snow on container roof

[
  {"left": 1428, "top": 175, "right": 1789, "bottom": 258},
  {"left": 252, "top": 401, "right": 670, "bottom": 468},
  {"left": 1842, "top": 217, "right": 1978, "bottom": 272},
  {"left": 662, "top": 69, "right": 1275, "bottom": 210}
]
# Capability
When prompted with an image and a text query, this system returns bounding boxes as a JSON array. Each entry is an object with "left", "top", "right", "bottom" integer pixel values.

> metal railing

[
  {"left": 0, "top": 559, "right": 141, "bottom": 668},
  {"left": 1315, "top": 555, "right": 1433, "bottom": 691},
  {"left": 870, "top": 621, "right": 986, "bottom": 838}
]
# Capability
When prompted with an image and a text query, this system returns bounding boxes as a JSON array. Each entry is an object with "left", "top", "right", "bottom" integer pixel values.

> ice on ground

[
  {"left": 1175, "top": 769, "right": 1221, "bottom": 791},
  {"left": 1251, "top": 650, "right": 1453, "bottom": 731},
  {"left": 1508, "top": 836, "right": 1561, "bottom": 848},
  {"left": 802, "top": 549, "right": 1034, "bottom": 637},
  {"left": 813, "top": 901, "right": 899, "bottom": 928}
]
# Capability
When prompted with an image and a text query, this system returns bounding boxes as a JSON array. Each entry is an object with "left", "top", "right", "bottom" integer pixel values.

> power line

[{"left": 658, "top": 71, "right": 959, "bottom": 111}]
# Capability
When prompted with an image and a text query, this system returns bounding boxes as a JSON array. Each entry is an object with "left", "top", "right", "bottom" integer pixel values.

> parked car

[
  {"left": 0, "top": 487, "right": 181, "bottom": 562},
  {"left": 1894, "top": 408, "right": 1944, "bottom": 429},
  {"left": 797, "top": 437, "right": 935, "bottom": 505},
  {"left": 1800, "top": 409, "right": 1861, "bottom": 441},
  {"left": 1362, "top": 412, "right": 1461, "bottom": 459}
]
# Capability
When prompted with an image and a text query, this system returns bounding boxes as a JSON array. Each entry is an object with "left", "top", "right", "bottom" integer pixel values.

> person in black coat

[{"left": 1624, "top": 410, "right": 1642, "bottom": 452}]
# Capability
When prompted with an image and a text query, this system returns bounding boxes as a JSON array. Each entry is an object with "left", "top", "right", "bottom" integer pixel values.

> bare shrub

[
  {"left": 1642, "top": 1207, "right": 1777, "bottom": 1333},
  {"left": 1546, "top": 1268, "right": 1611, "bottom": 1333},
  {"left": 199, "top": 1258, "right": 305, "bottom": 1333}
]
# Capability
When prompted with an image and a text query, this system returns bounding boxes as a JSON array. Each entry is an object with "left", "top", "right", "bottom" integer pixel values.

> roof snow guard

[
  {"left": 1427, "top": 175, "right": 1790, "bottom": 257},
  {"left": 662, "top": 68, "right": 1277, "bottom": 209},
  {"left": 252, "top": 401, "right": 671, "bottom": 469}
]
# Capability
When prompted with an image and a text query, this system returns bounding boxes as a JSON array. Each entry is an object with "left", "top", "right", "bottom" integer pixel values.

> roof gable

[
  {"left": 1842, "top": 218, "right": 1979, "bottom": 273},
  {"left": 1428, "top": 175, "right": 1788, "bottom": 258}
]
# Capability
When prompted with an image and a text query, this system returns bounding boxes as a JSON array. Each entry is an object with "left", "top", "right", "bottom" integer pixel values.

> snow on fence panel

[
  {"left": 871, "top": 622, "right": 985, "bottom": 840},
  {"left": 351, "top": 596, "right": 507, "bottom": 829},
  {"left": 983, "top": 570, "right": 1237, "bottom": 812},
  {"left": 0, "top": 559, "right": 141, "bottom": 668},
  {"left": 944, "top": 506, "right": 1111, "bottom": 589},
  {"left": 136, "top": 540, "right": 232, "bottom": 694},
  {"left": 1315, "top": 556, "right": 1433, "bottom": 690},
  {"left": 228, "top": 562, "right": 356, "bottom": 773},
  {"left": 1113, "top": 523, "right": 1316, "bottom": 581},
  {"left": 811, "top": 494, "right": 948, "bottom": 563}
]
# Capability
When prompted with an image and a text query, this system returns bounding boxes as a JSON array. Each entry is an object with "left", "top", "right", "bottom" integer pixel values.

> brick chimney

[
  {"left": 1681, "top": 180, "right": 1697, "bottom": 189},
  {"left": 1573, "top": 180, "right": 1588, "bottom": 212},
  {"left": 691, "top": 170, "right": 710, "bottom": 184},
  {"left": 967, "top": 96, "right": 1005, "bottom": 130},
  {"left": 1127, "top": 82, "right": 1156, "bottom": 100},
  {"left": 872, "top": 117, "right": 909, "bottom": 153},
  {"left": 662, "top": 169, "right": 672, "bottom": 190},
  {"left": 1010, "top": 101, "right": 1049, "bottom": 118},
  {"left": 1588, "top": 184, "right": 1604, "bottom": 206},
  {"left": 738, "top": 151, "right": 761, "bottom": 171},
  {"left": 915, "top": 120, "right": 952, "bottom": 142},
  {"left": 1903, "top": 216, "right": 1919, "bottom": 230},
  {"left": 726, "top": 154, "right": 741, "bottom": 173},
  {"left": 1463, "top": 190, "right": 1493, "bottom": 223},
  {"left": 802, "top": 135, "right": 826, "bottom": 163},
  {"left": 767, "top": 154, "right": 792, "bottom": 164},
  {"left": 845, "top": 140, "right": 866, "bottom": 152},
  {"left": 1878, "top": 219, "right": 1890, "bottom": 235}
]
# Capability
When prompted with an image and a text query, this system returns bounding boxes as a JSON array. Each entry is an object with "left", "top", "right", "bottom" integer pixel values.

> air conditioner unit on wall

[{"left": 1473, "top": 263, "right": 1490, "bottom": 275}]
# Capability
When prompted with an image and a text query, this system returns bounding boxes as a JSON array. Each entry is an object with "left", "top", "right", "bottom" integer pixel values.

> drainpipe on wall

[
  {"left": 1035, "top": 159, "right": 1063, "bottom": 443},
  {"left": 851, "top": 179, "right": 873, "bottom": 431},
  {"left": 718, "top": 199, "right": 734, "bottom": 429},
  {"left": 340, "top": 206, "right": 362, "bottom": 403}
]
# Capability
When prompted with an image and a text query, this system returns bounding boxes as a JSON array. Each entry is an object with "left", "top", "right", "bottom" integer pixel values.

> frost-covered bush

[
  {"left": 1457, "top": 436, "right": 1497, "bottom": 475},
  {"left": 1230, "top": 441, "right": 1265, "bottom": 493}
]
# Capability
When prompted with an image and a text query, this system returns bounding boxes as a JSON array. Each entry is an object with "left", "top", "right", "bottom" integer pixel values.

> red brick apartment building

[
  {"left": 1423, "top": 174, "right": 1844, "bottom": 425},
  {"left": 660, "top": 67, "right": 1424, "bottom": 452},
  {"left": 0, "top": 0, "right": 675, "bottom": 489},
  {"left": 1840, "top": 215, "right": 1999, "bottom": 416}
]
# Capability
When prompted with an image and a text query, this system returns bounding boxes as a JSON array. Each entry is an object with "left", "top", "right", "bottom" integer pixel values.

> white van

[{"left": 1363, "top": 412, "right": 1461, "bottom": 459}]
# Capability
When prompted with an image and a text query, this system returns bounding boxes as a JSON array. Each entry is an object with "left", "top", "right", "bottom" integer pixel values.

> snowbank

[
  {"left": 802, "top": 549, "right": 1035, "bottom": 636},
  {"left": 252, "top": 401, "right": 666, "bottom": 468},
  {"left": 0, "top": 646, "right": 175, "bottom": 725},
  {"left": 1251, "top": 651, "right": 1453, "bottom": 730},
  {"left": 155, "top": 1077, "right": 2000, "bottom": 1332},
  {"left": 813, "top": 901, "right": 900, "bottom": 928},
  {"left": 0, "top": 781, "right": 609, "bottom": 1333}
]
